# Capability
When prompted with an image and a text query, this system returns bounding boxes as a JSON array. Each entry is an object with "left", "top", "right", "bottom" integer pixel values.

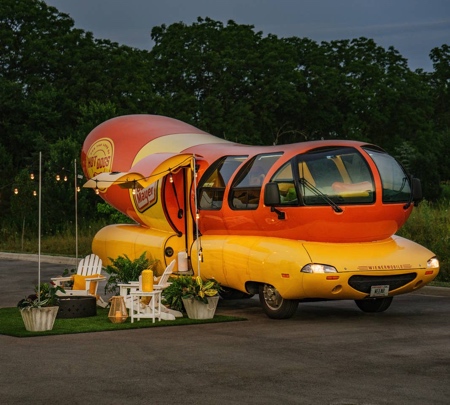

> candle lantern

[{"left": 108, "top": 296, "right": 128, "bottom": 323}]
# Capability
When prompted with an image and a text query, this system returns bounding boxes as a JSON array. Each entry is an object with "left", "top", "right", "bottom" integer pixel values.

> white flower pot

[
  {"left": 182, "top": 296, "right": 219, "bottom": 319},
  {"left": 20, "top": 306, "right": 59, "bottom": 332}
]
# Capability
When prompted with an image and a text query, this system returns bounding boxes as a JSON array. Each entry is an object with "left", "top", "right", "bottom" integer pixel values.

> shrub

[
  {"left": 104, "top": 252, "right": 158, "bottom": 295},
  {"left": 397, "top": 200, "right": 450, "bottom": 281}
]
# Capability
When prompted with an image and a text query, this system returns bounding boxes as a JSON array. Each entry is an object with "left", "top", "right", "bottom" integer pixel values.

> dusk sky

[{"left": 44, "top": 0, "right": 450, "bottom": 71}]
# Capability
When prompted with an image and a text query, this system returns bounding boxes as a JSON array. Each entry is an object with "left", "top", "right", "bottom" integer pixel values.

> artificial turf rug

[{"left": 0, "top": 307, "right": 247, "bottom": 337}]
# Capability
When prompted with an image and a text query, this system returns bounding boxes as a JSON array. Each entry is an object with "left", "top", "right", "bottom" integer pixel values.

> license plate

[{"left": 370, "top": 285, "right": 389, "bottom": 297}]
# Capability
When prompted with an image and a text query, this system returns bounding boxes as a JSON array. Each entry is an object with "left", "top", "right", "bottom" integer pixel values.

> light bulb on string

[
  {"left": 64, "top": 175, "right": 68, "bottom": 182},
  {"left": 14, "top": 188, "right": 18, "bottom": 195},
  {"left": 56, "top": 174, "right": 60, "bottom": 181},
  {"left": 30, "top": 173, "right": 34, "bottom": 180},
  {"left": 33, "top": 190, "right": 37, "bottom": 196},
  {"left": 77, "top": 186, "right": 81, "bottom": 192}
]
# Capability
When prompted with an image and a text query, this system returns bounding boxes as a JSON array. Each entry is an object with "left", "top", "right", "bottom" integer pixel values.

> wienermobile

[{"left": 82, "top": 114, "right": 439, "bottom": 319}]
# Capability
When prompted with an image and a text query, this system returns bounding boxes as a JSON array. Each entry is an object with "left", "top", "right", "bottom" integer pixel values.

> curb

[{"left": 0, "top": 252, "right": 77, "bottom": 266}]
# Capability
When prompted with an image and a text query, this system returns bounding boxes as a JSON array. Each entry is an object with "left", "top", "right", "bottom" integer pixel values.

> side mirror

[
  {"left": 264, "top": 182, "right": 281, "bottom": 206},
  {"left": 264, "top": 182, "right": 285, "bottom": 220},
  {"left": 412, "top": 177, "right": 423, "bottom": 206}
]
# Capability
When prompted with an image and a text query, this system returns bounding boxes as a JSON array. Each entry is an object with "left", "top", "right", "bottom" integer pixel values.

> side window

[
  {"left": 198, "top": 156, "right": 247, "bottom": 210},
  {"left": 363, "top": 147, "right": 411, "bottom": 203},
  {"left": 230, "top": 153, "right": 282, "bottom": 210},
  {"left": 271, "top": 162, "right": 298, "bottom": 205}
]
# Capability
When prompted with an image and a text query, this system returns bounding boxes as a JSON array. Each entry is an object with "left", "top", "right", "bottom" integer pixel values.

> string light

[
  {"left": 56, "top": 174, "right": 60, "bottom": 181},
  {"left": 64, "top": 175, "right": 68, "bottom": 182},
  {"left": 77, "top": 186, "right": 81, "bottom": 192},
  {"left": 14, "top": 188, "right": 18, "bottom": 195},
  {"left": 30, "top": 173, "right": 34, "bottom": 180},
  {"left": 169, "top": 173, "right": 173, "bottom": 183},
  {"left": 33, "top": 190, "right": 37, "bottom": 196}
]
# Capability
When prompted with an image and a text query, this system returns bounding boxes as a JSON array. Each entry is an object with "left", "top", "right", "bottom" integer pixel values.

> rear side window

[{"left": 198, "top": 156, "right": 247, "bottom": 210}]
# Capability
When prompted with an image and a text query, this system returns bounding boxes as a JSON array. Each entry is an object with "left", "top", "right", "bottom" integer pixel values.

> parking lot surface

[{"left": 1, "top": 255, "right": 449, "bottom": 405}]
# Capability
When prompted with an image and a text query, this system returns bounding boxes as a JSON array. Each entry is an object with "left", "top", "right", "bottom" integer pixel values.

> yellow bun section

[
  {"left": 92, "top": 224, "right": 185, "bottom": 275},
  {"left": 189, "top": 234, "right": 438, "bottom": 300}
]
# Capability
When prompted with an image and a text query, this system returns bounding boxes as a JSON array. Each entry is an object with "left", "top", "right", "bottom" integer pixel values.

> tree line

[{"left": 1, "top": 0, "right": 449, "bottom": 236}]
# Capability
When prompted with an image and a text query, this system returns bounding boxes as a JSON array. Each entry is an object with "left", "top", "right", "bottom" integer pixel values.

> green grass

[
  {"left": 0, "top": 308, "right": 246, "bottom": 338},
  {"left": 429, "top": 280, "right": 450, "bottom": 288}
]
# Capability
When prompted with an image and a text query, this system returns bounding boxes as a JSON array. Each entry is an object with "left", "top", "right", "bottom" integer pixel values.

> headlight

[
  {"left": 427, "top": 257, "right": 439, "bottom": 269},
  {"left": 301, "top": 264, "right": 337, "bottom": 273}
]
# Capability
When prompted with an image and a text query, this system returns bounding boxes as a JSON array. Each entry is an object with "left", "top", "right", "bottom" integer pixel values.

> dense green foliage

[
  {"left": 1, "top": 1, "right": 449, "bottom": 279},
  {"left": 398, "top": 199, "right": 450, "bottom": 281},
  {"left": 104, "top": 252, "right": 157, "bottom": 295}
]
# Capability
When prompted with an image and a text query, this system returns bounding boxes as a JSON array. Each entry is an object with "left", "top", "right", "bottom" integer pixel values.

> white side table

[{"left": 129, "top": 290, "right": 162, "bottom": 323}]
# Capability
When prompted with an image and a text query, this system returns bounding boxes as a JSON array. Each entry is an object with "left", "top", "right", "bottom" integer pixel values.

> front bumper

[{"left": 301, "top": 268, "right": 438, "bottom": 300}]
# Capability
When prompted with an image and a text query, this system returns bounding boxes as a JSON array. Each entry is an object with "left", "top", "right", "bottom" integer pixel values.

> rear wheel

[
  {"left": 259, "top": 284, "right": 298, "bottom": 319},
  {"left": 354, "top": 297, "right": 393, "bottom": 313}
]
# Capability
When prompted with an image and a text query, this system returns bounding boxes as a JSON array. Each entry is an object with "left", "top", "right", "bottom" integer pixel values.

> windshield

[
  {"left": 363, "top": 147, "right": 411, "bottom": 203},
  {"left": 296, "top": 147, "right": 375, "bottom": 206}
]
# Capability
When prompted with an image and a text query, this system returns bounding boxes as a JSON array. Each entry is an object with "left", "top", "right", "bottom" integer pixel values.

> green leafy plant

[
  {"left": 184, "top": 276, "right": 221, "bottom": 303},
  {"left": 162, "top": 275, "right": 194, "bottom": 312},
  {"left": 17, "top": 283, "right": 65, "bottom": 310},
  {"left": 104, "top": 251, "right": 158, "bottom": 295},
  {"left": 162, "top": 275, "right": 221, "bottom": 312}
]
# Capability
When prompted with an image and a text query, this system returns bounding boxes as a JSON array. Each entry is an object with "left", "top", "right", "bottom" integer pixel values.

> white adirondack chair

[
  {"left": 119, "top": 259, "right": 182, "bottom": 320},
  {"left": 52, "top": 254, "right": 107, "bottom": 307}
]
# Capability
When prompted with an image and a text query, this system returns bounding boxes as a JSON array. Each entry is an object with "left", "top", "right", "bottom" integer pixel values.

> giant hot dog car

[{"left": 82, "top": 115, "right": 439, "bottom": 318}]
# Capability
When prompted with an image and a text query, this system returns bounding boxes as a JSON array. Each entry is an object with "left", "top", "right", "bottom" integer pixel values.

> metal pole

[
  {"left": 74, "top": 159, "right": 78, "bottom": 262},
  {"left": 38, "top": 152, "right": 41, "bottom": 304},
  {"left": 192, "top": 155, "right": 201, "bottom": 277}
]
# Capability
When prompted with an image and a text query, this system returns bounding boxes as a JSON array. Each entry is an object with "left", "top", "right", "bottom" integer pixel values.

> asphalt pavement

[{"left": 1, "top": 253, "right": 450, "bottom": 405}]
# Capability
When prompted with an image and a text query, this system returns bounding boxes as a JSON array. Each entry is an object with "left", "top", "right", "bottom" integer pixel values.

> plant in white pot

[
  {"left": 17, "top": 283, "right": 64, "bottom": 332},
  {"left": 180, "top": 276, "right": 221, "bottom": 320}
]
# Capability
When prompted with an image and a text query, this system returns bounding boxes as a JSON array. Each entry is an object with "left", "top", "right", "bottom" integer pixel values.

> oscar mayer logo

[
  {"left": 86, "top": 138, "right": 114, "bottom": 192},
  {"left": 133, "top": 182, "right": 158, "bottom": 213}
]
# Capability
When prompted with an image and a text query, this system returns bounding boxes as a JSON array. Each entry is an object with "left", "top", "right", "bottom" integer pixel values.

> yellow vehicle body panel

[
  {"left": 190, "top": 234, "right": 438, "bottom": 300},
  {"left": 92, "top": 224, "right": 186, "bottom": 275}
]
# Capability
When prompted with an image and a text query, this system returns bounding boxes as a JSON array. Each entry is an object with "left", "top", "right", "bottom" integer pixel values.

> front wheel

[
  {"left": 259, "top": 284, "right": 298, "bottom": 319},
  {"left": 354, "top": 297, "right": 393, "bottom": 313}
]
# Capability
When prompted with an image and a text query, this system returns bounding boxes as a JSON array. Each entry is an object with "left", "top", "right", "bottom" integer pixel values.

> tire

[
  {"left": 220, "top": 287, "right": 254, "bottom": 300},
  {"left": 259, "top": 284, "right": 298, "bottom": 319},
  {"left": 354, "top": 297, "right": 393, "bottom": 313}
]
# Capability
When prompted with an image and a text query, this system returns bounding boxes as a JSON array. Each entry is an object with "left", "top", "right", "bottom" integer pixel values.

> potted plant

[
  {"left": 163, "top": 275, "right": 221, "bottom": 319},
  {"left": 17, "top": 283, "right": 65, "bottom": 332},
  {"left": 161, "top": 275, "right": 195, "bottom": 313},
  {"left": 104, "top": 252, "right": 158, "bottom": 295}
]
